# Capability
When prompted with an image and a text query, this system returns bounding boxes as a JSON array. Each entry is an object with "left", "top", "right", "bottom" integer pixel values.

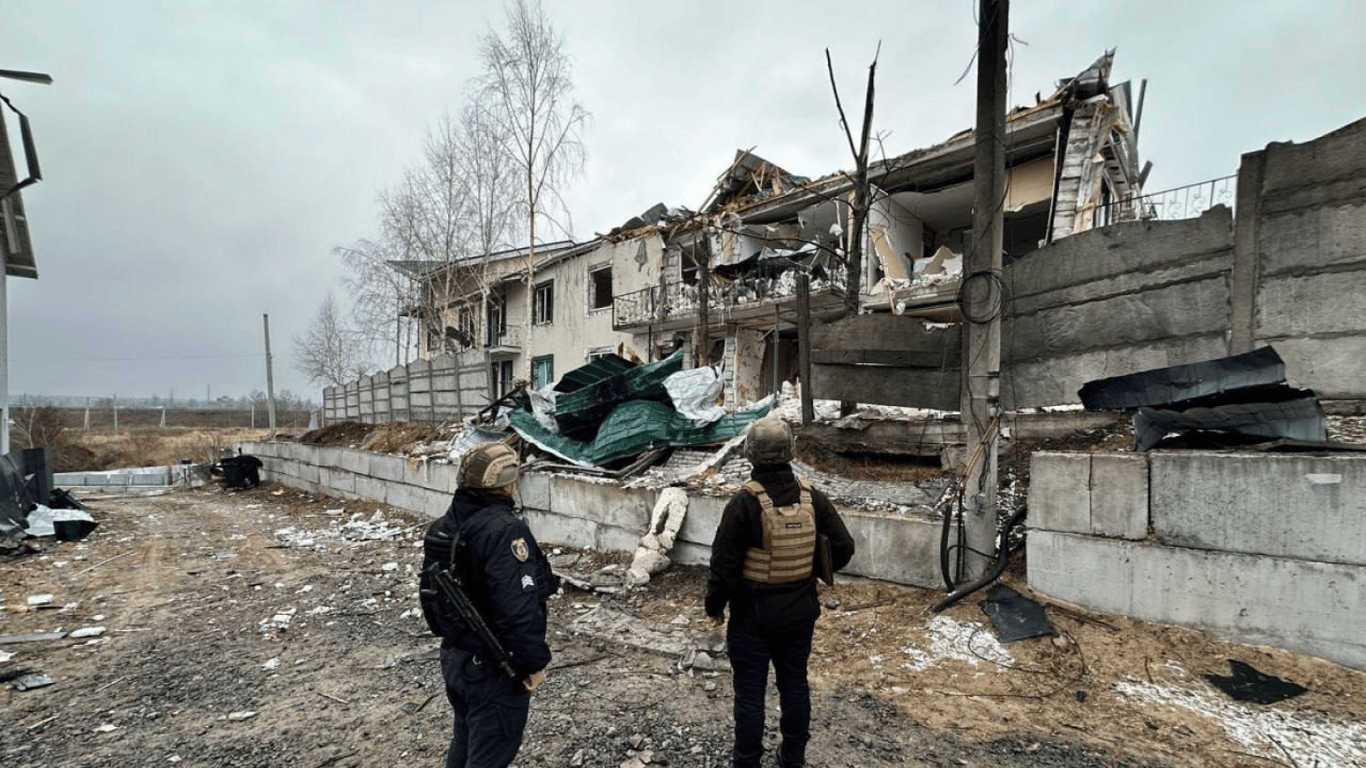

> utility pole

[
  {"left": 263, "top": 314, "right": 277, "bottom": 440},
  {"left": 959, "top": 0, "right": 1009, "bottom": 581}
]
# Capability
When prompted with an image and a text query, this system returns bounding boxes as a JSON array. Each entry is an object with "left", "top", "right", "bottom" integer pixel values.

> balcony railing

[
  {"left": 1099, "top": 174, "right": 1237, "bottom": 225},
  {"left": 485, "top": 325, "right": 520, "bottom": 349},
  {"left": 613, "top": 265, "right": 847, "bottom": 330}
]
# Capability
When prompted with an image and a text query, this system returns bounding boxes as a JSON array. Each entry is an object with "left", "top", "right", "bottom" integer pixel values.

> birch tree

[
  {"left": 477, "top": 0, "right": 588, "bottom": 379},
  {"left": 293, "top": 293, "right": 369, "bottom": 388},
  {"left": 336, "top": 236, "right": 419, "bottom": 368}
]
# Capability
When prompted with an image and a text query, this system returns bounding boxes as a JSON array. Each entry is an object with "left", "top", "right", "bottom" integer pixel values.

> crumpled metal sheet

[{"left": 1078, "top": 346, "right": 1287, "bottom": 411}]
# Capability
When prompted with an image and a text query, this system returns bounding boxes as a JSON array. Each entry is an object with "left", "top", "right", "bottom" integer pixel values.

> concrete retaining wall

[
  {"left": 1028, "top": 450, "right": 1366, "bottom": 670},
  {"left": 240, "top": 441, "right": 951, "bottom": 589},
  {"left": 1238, "top": 116, "right": 1366, "bottom": 399}
]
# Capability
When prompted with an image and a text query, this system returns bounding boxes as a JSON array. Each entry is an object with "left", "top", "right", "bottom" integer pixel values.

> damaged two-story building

[{"left": 386, "top": 52, "right": 1144, "bottom": 413}]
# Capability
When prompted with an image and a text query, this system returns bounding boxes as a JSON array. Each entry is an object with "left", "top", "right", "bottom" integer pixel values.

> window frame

[
  {"left": 532, "top": 354, "right": 555, "bottom": 390},
  {"left": 588, "top": 263, "right": 613, "bottom": 312},
  {"left": 533, "top": 279, "right": 555, "bottom": 325}
]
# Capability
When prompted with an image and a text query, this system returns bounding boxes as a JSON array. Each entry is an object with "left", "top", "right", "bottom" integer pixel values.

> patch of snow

[
  {"left": 901, "top": 615, "right": 1012, "bottom": 672},
  {"left": 1115, "top": 680, "right": 1366, "bottom": 768}
]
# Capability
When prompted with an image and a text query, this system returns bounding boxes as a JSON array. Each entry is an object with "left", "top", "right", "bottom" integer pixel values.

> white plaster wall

[{"left": 728, "top": 326, "right": 768, "bottom": 405}]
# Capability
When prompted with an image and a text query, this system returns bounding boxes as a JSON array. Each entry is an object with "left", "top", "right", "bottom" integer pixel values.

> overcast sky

[{"left": 3, "top": 0, "right": 1363, "bottom": 405}]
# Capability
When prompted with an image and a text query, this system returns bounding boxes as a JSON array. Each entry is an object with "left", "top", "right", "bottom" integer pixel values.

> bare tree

[
  {"left": 477, "top": 0, "right": 588, "bottom": 379},
  {"left": 293, "top": 293, "right": 369, "bottom": 388},
  {"left": 826, "top": 47, "right": 880, "bottom": 317},
  {"left": 336, "top": 236, "right": 419, "bottom": 368}
]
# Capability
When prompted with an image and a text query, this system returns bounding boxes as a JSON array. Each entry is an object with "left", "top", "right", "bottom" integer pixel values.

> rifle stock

[{"left": 427, "top": 565, "right": 518, "bottom": 679}]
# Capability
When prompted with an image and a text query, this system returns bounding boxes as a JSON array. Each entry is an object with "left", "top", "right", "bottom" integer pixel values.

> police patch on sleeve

[
  {"left": 521, "top": 574, "right": 536, "bottom": 590},
  {"left": 511, "top": 537, "right": 530, "bottom": 562}
]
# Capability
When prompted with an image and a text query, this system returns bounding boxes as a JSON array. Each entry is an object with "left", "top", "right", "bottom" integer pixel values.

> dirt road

[{"left": 3, "top": 484, "right": 1362, "bottom": 767}]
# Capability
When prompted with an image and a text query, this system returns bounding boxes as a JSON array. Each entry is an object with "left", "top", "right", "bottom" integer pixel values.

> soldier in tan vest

[{"left": 706, "top": 416, "right": 855, "bottom": 768}]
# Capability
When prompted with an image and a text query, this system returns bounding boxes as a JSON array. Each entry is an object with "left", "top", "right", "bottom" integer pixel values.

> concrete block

[
  {"left": 1257, "top": 271, "right": 1366, "bottom": 338},
  {"left": 1028, "top": 531, "right": 1366, "bottom": 671},
  {"left": 1002, "top": 334, "right": 1228, "bottom": 410},
  {"left": 1257, "top": 201, "right": 1366, "bottom": 276},
  {"left": 319, "top": 467, "right": 356, "bottom": 495},
  {"left": 677, "top": 493, "right": 726, "bottom": 548},
  {"left": 1270, "top": 335, "right": 1366, "bottom": 400},
  {"left": 1028, "top": 452, "right": 1092, "bottom": 534},
  {"left": 547, "top": 476, "right": 651, "bottom": 532},
  {"left": 1007, "top": 279, "right": 1230, "bottom": 361},
  {"left": 671, "top": 541, "right": 711, "bottom": 568},
  {"left": 841, "top": 509, "right": 945, "bottom": 588},
  {"left": 1027, "top": 531, "right": 1136, "bottom": 617},
  {"left": 1151, "top": 453, "right": 1366, "bottom": 567},
  {"left": 340, "top": 449, "right": 371, "bottom": 475},
  {"left": 355, "top": 475, "right": 389, "bottom": 506},
  {"left": 519, "top": 472, "right": 552, "bottom": 512},
  {"left": 369, "top": 454, "right": 408, "bottom": 484},
  {"left": 315, "top": 447, "right": 345, "bottom": 469},
  {"left": 1007, "top": 210, "right": 1233, "bottom": 298},
  {"left": 428, "top": 463, "right": 458, "bottom": 495},
  {"left": 522, "top": 507, "right": 597, "bottom": 552},
  {"left": 296, "top": 461, "right": 321, "bottom": 485},
  {"left": 1090, "top": 453, "right": 1148, "bottom": 539}
]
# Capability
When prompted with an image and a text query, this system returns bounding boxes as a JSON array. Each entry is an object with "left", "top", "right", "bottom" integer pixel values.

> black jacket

[
  {"left": 420, "top": 488, "right": 554, "bottom": 677},
  {"left": 706, "top": 464, "right": 855, "bottom": 628}
]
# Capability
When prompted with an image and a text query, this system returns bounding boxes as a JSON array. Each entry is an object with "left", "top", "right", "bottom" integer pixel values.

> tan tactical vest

[{"left": 741, "top": 479, "right": 817, "bottom": 584}]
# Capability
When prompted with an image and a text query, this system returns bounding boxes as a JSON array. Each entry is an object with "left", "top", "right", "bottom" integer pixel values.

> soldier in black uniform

[
  {"left": 706, "top": 416, "right": 856, "bottom": 768},
  {"left": 420, "top": 442, "right": 555, "bottom": 768}
]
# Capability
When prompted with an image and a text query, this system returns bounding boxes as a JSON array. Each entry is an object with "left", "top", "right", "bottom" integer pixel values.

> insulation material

[
  {"left": 1004, "top": 158, "right": 1056, "bottom": 212},
  {"left": 664, "top": 366, "right": 726, "bottom": 426},
  {"left": 627, "top": 487, "right": 690, "bottom": 586}
]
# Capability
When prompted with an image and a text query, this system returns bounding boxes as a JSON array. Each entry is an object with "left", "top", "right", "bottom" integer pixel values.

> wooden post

[
  {"left": 797, "top": 271, "right": 814, "bottom": 425},
  {"left": 959, "top": 0, "right": 1009, "bottom": 581}
]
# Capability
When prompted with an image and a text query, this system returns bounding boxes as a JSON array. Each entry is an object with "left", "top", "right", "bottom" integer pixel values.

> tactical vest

[{"left": 741, "top": 478, "right": 817, "bottom": 584}]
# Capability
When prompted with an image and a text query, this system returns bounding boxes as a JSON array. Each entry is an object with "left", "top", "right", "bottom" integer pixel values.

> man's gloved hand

[
  {"left": 523, "top": 669, "right": 547, "bottom": 692},
  {"left": 706, "top": 614, "right": 725, "bottom": 631}
]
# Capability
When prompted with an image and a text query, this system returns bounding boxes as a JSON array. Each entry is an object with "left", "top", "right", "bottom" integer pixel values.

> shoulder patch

[{"left": 511, "top": 537, "right": 530, "bottom": 563}]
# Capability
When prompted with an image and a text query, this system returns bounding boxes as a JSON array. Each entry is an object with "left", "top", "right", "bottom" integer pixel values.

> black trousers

[
  {"left": 441, "top": 647, "right": 530, "bottom": 768},
  {"left": 727, "top": 612, "right": 816, "bottom": 768}
]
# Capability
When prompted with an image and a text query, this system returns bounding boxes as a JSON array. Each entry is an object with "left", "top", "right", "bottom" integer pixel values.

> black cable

[
  {"left": 931, "top": 503, "right": 1029, "bottom": 613},
  {"left": 955, "top": 269, "right": 1007, "bottom": 324}
]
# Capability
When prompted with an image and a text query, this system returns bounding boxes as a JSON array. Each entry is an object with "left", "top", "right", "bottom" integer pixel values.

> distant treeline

[{"left": 9, "top": 392, "right": 317, "bottom": 411}]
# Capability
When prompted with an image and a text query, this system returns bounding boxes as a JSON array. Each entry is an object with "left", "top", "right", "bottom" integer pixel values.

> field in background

[{"left": 9, "top": 406, "right": 304, "bottom": 472}]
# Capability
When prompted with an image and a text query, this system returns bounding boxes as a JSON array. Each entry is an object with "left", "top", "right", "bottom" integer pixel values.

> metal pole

[
  {"left": 263, "top": 314, "right": 277, "bottom": 440},
  {"left": 796, "top": 270, "right": 814, "bottom": 425},
  {"left": 773, "top": 303, "right": 780, "bottom": 398}
]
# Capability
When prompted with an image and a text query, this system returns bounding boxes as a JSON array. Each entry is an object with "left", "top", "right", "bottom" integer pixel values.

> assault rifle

[{"left": 424, "top": 564, "right": 518, "bottom": 679}]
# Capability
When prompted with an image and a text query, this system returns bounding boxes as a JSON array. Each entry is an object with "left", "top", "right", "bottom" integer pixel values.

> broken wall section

[
  {"left": 1236, "top": 116, "right": 1366, "bottom": 400},
  {"left": 1001, "top": 206, "right": 1235, "bottom": 409}
]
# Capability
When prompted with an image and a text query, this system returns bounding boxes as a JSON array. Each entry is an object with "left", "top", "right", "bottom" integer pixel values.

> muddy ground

[{"left": 3, "top": 483, "right": 1363, "bottom": 768}]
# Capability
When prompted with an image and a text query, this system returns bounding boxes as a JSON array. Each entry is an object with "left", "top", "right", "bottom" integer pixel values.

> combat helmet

[
  {"left": 458, "top": 442, "right": 520, "bottom": 489},
  {"left": 745, "top": 416, "right": 794, "bottom": 464}
]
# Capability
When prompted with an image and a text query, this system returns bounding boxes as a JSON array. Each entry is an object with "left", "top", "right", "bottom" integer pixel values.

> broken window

[
  {"left": 458, "top": 307, "right": 475, "bottom": 346},
  {"left": 589, "top": 265, "right": 613, "bottom": 310},
  {"left": 534, "top": 280, "right": 555, "bottom": 325},
  {"left": 532, "top": 354, "right": 554, "bottom": 390},
  {"left": 486, "top": 299, "right": 506, "bottom": 346},
  {"left": 491, "top": 360, "right": 514, "bottom": 397}
]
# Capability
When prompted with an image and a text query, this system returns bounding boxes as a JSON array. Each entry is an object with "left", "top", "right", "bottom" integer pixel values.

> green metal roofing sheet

[
  {"left": 553, "top": 350, "right": 684, "bottom": 438},
  {"left": 509, "top": 398, "right": 771, "bottom": 468}
]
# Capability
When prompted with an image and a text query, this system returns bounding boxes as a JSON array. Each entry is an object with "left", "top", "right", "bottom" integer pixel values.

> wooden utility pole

[{"left": 959, "top": 0, "right": 1009, "bottom": 580}]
